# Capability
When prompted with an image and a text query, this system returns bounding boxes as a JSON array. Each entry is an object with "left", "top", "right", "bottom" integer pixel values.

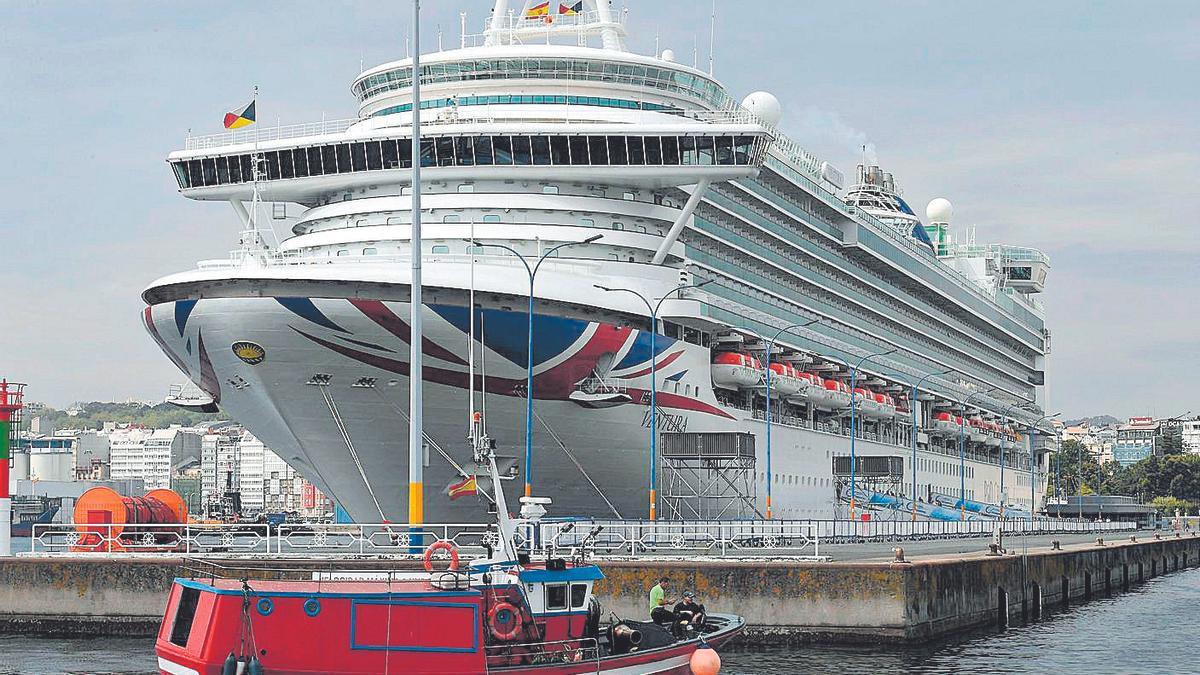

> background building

[{"left": 1113, "top": 417, "right": 1159, "bottom": 467}]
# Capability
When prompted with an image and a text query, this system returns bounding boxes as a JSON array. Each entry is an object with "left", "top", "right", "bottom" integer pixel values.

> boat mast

[{"left": 408, "top": 0, "right": 424, "bottom": 527}]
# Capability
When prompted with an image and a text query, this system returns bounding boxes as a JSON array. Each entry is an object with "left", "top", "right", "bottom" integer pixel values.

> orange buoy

[{"left": 690, "top": 642, "right": 721, "bottom": 675}]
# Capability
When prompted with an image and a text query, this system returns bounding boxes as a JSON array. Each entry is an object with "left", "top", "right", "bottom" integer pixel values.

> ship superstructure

[{"left": 144, "top": 0, "right": 1054, "bottom": 523}]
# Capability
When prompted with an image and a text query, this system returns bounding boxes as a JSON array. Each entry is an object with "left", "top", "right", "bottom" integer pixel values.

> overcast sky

[{"left": 1, "top": 1, "right": 1196, "bottom": 419}]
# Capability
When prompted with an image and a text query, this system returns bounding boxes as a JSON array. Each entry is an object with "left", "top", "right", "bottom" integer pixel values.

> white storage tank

[
  {"left": 29, "top": 451, "right": 73, "bottom": 482},
  {"left": 12, "top": 450, "right": 30, "bottom": 481}
]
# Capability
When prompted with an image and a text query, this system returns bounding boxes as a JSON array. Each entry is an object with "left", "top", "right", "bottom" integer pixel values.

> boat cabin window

[
  {"left": 169, "top": 586, "right": 202, "bottom": 647},
  {"left": 571, "top": 583, "right": 589, "bottom": 609},
  {"left": 546, "top": 584, "right": 569, "bottom": 611}
]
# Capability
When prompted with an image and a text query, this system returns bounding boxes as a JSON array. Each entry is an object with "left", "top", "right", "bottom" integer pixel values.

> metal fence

[{"left": 26, "top": 517, "right": 1136, "bottom": 558}]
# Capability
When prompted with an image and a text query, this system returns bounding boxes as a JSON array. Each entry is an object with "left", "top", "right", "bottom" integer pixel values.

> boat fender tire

[
  {"left": 487, "top": 602, "right": 524, "bottom": 641},
  {"left": 422, "top": 541, "right": 460, "bottom": 572}
]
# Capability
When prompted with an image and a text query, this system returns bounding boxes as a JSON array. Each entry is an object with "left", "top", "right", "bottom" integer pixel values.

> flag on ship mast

[
  {"left": 223, "top": 100, "right": 256, "bottom": 130},
  {"left": 524, "top": 1, "right": 550, "bottom": 18},
  {"left": 447, "top": 475, "right": 479, "bottom": 500},
  {"left": 559, "top": 1, "right": 582, "bottom": 14}
]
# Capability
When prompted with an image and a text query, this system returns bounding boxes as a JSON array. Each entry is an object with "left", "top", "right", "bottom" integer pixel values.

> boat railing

[
  {"left": 534, "top": 519, "right": 824, "bottom": 560},
  {"left": 184, "top": 118, "right": 358, "bottom": 151},
  {"left": 30, "top": 522, "right": 271, "bottom": 555},
  {"left": 484, "top": 637, "right": 600, "bottom": 672},
  {"left": 574, "top": 377, "right": 627, "bottom": 395}
]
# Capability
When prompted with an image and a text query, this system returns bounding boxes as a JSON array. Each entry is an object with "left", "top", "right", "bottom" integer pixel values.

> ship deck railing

[
  {"left": 484, "top": 637, "right": 600, "bottom": 672},
  {"left": 23, "top": 518, "right": 1137, "bottom": 558}
]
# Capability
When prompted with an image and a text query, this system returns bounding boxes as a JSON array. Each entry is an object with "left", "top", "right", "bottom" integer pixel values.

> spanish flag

[
  {"left": 524, "top": 1, "right": 550, "bottom": 18},
  {"left": 447, "top": 475, "right": 478, "bottom": 501},
  {"left": 559, "top": 1, "right": 582, "bottom": 14},
  {"left": 223, "top": 100, "right": 256, "bottom": 130}
]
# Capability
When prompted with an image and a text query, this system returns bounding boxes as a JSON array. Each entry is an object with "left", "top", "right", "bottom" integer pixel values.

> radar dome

[
  {"left": 660, "top": 49, "right": 675, "bottom": 63},
  {"left": 926, "top": 198, "right": 953, "bottom": 224},
  {"left": 741, "top": 91, "right": 782, "bottom": 127}
]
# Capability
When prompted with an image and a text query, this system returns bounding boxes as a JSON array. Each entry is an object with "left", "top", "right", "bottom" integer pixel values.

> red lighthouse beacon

[{"left": 0, "top": 379, "right": 26, "bottom": 557}]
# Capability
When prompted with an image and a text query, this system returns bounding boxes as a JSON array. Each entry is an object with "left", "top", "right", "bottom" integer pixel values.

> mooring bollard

[
  {"left": 893, "top": 546, "right": 908, "bottom": 564},
  {"left": 1155, "top": 534, "right": 1161, "bottom": 541},
  {"left": 1130, "top": 536, "right": 1137, "bottom": 543},
  {"left": 1051, "top": 540, "right": 1061, "bottom": 550},
  {"left": 987, "top": 543, "right": 1002, "bottom": 556},
  {"left": 1096, "top": 538, "right": 1105, "bottom": 547}
]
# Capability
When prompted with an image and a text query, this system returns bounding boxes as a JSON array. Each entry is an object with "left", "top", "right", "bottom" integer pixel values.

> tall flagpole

[{"left": 408, "top": 0, "right": 425, "bottom": 528}]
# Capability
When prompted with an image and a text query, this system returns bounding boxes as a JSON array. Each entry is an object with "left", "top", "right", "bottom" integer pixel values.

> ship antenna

[
  {"left": 460, "top": 12, "right": 467, "bottom": 48},
  {"left": 708, "top": 0, "right": 716, "bottom": 75},
  {"left": 408, "top": 0, "right": 426, "bottom": 532}
]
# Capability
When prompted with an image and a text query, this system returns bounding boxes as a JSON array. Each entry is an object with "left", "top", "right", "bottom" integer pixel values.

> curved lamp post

[
  {"left": 736, "top": 319, "right": 823, "bottom": 519},
  {"left": 885, "top": 369, "right": 954, "bottom": 520},
  {"left": 997, "top": 397, "right": 1035, "bottom": 520},
  {"left": 595, "top": 279, "right": 711, "bottom": 520},
  {"left": 469, "top": 234, "right": 603, "bottom": 499},
  {"left": 958, "top": 387, "right": 999, "bottom": 520},
  {"left": 1026, "top": 411, "right": 1061, "bottom": 519}
]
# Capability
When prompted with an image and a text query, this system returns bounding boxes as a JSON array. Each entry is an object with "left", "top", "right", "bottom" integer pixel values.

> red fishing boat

[{"left": 155, "top": 422, "right": 743, "bottom": 675}]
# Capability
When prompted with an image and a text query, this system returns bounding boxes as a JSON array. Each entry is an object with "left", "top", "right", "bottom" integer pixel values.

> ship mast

[{"left": 483, "top": 0, "right": 627, "bottom": 51}]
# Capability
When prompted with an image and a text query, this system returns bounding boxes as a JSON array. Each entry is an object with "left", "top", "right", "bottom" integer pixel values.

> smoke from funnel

[{"left": 795, "top": 106, "right": 877, "bottom": 164}]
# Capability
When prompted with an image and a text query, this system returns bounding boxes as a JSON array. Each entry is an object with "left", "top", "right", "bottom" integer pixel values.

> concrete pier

[{"left": 1, "top": 533, "right": 1197, "bottom": 642}]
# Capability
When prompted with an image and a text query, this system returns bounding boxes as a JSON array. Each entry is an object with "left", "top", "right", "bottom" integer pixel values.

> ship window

[
  {"left": 457, "top": 183, "right": 474, "bottom": 193},
  {"left": 435, "top": 137, "right": 455, "bottom": 166},
  {"left": 549, "top": 136, "right": 570, "bottom": 165},
  {"left": 627, "top": 137, "right": 645, "bottom": 165},
  {"left": 443, "top": 214, "right": 462, "bottom": 222},
  {"left": 363, "top": 247, "right": 378, "bottom": 255},
  {"left": 322, "top": 145, "right": 338, "bottom": 174},
  {"left": 200, "top": 157, "right": 217, "bottom": 185},
  {"left": 292, "top": 148, "right": 309, "bottom": 177},
  {"left": 419, "top": 138, "right": 435, "bottom": 167},
  {"left": 455, "top": 137, "right": 474, "bottom": 166},
  {"left": 697, "top": 136, "right": 715, "bottom": 165},
  {"left": 531, "top": 136, "right": 552, "bottom": 165},
  {"left": 623, "top": 191, "right": 635, "bottom": 201},
  {"left": 512, "top": 135, "right": 533, "bottom": 165},
  {"left": 569, "top": 136, "right": 589, "bottom": 165},
  {"left": 679, "top": 137, "right": 698, "bottom": 165},
  {"left": 169, "top": 586, "right": 201, "bottom": 647},
  {"left": 187, "top": 159, "right": 202, "bottom": 187},
  {"left": 580, "top": 218, "right": 595, "bottom": 227},
  {"left": 172, "top": 162, "right": 190, "bottom": 188},
  {"left": 279, "top": 150, "right": 295, "bottom": 179},
  {"left": 734, "top": 136, "right": 754, "bottom": 165},
  {"left": 213, "top": 156, "right": 230, "bottom": 184},
  {"left": 612, "top": 222, "right": 624, "bottom": 230},
  {"left": 380, "top": 139, "right": 399, "bottom": 169},
  {"left": 571, "top": 584, "right": 589, "bottom": 608},
  {"left": 336, "top": 249, "right": 349, "bottom": 256},
  {"left": 607, "top": 136, "right": 628, "bottom": 165},
  {"left": 397, "top": 139, "right": 413, "bottom": 168},
  {"left": 483, "top": 214, "right": 501, "bottom": 223},
  {"left": 350, "top": 143, "right": 367, "bottom": 171},
  {"left": 335, "top": 144, "right": 352, "bottom": 174},
  {"left": 588, "top": 136, "right": 609, "bottom": 165},
  {"left": 546, "top": 584, "right": 568, "bottom": 611},
  {"left": 492, "top": 136, "right": 514, "bottom": 165},
  {"left": 474, "top": 136, "right": 494, "bottom": 165},
  {"left": 643, "top": 137, "right": 661, "bottom": 165},
  {"left": 661, "top": 136, "right": 680, "bottom": 165},
  {"left": 432, "top": 245, "right": 450, "bottom": 254},
  {"left": 715, "top": 136, "right": 734, "bottom": 165},
  {"left": 542, "top": 185, "right": 559, "bottom": 194},
  {"left": 366, "top": 141, "right": 383, "bottom": 170}
]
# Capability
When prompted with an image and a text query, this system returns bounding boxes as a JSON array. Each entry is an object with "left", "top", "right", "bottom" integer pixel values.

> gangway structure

[{"left": 659, "top": 431, "right": 760, "bottom": 520}]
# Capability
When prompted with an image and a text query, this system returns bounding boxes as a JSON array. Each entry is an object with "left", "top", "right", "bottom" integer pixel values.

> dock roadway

[{"left": 0, "top": 530, "right": 1196, "bottom": 644}]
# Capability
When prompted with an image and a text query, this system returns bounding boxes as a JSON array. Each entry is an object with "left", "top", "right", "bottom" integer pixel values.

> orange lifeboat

[
  {"left": 764, "top": 362, "right": 803, "bottom": 396},
  {"left": 967, "top": 417, "right": 987, "bottom": 443},
  {"left": 855, "top": 388, "right": 886, "bottom": 418},
  {"left": 711, "top": 352, "right": 762, "bottom": 389},
  {"left": 808, "top": 378, "right": 852, "bottom": 410},
  {"left": 929, "top": 411, "right": 959, "bottom": 435}
]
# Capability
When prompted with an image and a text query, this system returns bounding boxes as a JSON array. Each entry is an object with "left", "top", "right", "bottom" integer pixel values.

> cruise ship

[{"left": 143, "top": 0, "right": 1055, "bottom": 524}]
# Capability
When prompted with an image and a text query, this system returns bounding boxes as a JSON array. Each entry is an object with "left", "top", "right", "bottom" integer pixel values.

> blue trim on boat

[
  {"left": 518, "top": 566, "right": 604, "bottom": 582},
  {"left": 275, "top": 297, "right": 349, "bottom": 333},
  {"left": 173, "top": 578, "right": 480, "bottom": 600}
]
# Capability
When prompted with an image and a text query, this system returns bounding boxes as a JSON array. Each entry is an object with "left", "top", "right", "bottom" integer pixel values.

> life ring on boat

[
  {"left": 422, "top": 540, "right": 460, "bottom": 572},
  {"left": 487, "top": 602, "right": 524, "bottom": 641}
]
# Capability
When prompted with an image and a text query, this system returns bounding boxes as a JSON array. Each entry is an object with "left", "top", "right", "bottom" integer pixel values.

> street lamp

[
  {"left": 840, "top": 345, "right": 897, "bottom": 514},
  {"left": 469, "top": 234, "right": 603, "bottom": 499},
  {"left": 885, "top": 369, "right": 954, "bottom": 520},
  {"left": 738, "top": 319, "right": 823, "bottom": 519},
  {"left": 997, "top": 397, "right": 1034, "bottom": 520},
  {"left": 958, "top": 387, "right": 999, "bottom": 520},
  {"left": 595, "top": 279, "right": 712, "bottom": 520},
  {"left": 1026, "top": 412, "right": 1061, "bottom": 519}
]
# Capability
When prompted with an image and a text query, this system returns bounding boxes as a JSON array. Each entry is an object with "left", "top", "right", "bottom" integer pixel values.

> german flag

[
  {"left": 524, "top": 1, "right": 550, "bottom": 18},
  {"left": 223, "top": 100, "right": 256, "bottom": 130},
  {"left": 559, "top": 1, "right": 582, "bottom": 14},
  {"left": 447, "top": 475, "right": 478, "bottom": 500}
]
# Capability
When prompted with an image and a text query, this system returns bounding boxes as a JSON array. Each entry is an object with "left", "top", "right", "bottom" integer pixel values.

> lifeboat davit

[
  {"left": 809, "top": 378, "right": 852, "bottom": 410},
  {"left": 764, "top": 362, "right": 804, "bottom": 396},
  {"left": 984, "top": 421, "right": 1002, "bottom": 447},
  {"left": 711, "top": 352, "right": 762, "bottom": 390},
  {"left": 928, "top": 412, "right": 959, "bottom": 435},
  {"left": 967, "top": 417, "right": 987, "bottom": 443}
]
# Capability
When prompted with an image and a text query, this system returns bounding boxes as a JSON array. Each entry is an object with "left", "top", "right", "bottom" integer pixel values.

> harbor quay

[{"left": 2, "top": 531, "right": 1195, "bottom": 644}]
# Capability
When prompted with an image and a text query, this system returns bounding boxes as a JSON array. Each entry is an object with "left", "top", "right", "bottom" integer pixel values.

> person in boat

[
  {"left": 673, "top": 590, "right": 707, "bottom": 632},
  {"left": 649, "top": 576, "right": 677, "bottom": 625}
]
